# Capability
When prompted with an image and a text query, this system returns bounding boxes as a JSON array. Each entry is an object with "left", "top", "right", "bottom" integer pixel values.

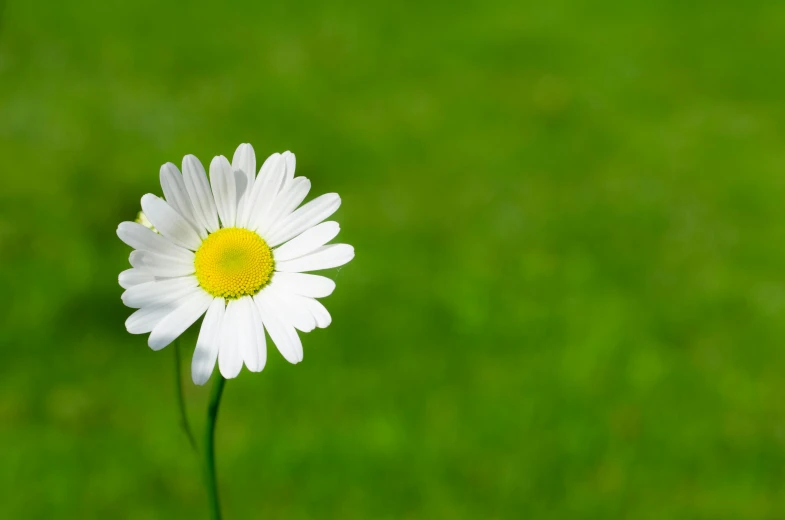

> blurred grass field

[{"left": 3, "top": 0, "right": 785, "bottom": 518}]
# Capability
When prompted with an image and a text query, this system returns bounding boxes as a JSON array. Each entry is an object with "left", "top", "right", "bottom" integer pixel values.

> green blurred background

[{"left": 2, "top": 0, "right": 785, "bottom": 518}]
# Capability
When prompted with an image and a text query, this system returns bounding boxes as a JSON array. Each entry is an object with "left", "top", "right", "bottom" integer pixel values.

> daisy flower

[{"left": 117, "top": 144, "right": 354, "bottom": 385}]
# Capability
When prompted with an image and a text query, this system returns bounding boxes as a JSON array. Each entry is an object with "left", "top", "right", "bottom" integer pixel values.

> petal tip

[
  {"left": 148, "top": 336, "right": 171, "bottom": 351},
  {"left": 140, "top": 193, "right": 158, "bottom": 206},
  {"left": 183, "top": 154, "right": 202, "bottom": 170}
]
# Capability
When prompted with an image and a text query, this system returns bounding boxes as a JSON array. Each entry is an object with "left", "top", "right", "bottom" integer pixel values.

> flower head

[{"left": 117, "top": 144, "right": 354, "bottom": 384}]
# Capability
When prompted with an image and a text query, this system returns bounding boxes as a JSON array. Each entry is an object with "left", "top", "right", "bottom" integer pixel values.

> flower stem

[
  {"left": 174, "top": 339, "right": 198, "bottom": 453},
  {"left": 204, "top": 375, "right": 226, "bottom": 520}
]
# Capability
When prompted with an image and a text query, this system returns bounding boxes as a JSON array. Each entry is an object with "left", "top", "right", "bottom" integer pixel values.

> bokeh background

[{"left": 2, "top": 0, "right": 785, "bottom": 518}]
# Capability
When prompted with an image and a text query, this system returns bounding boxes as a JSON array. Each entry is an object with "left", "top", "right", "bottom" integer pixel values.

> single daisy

[{"left": 117, "top": 144, "right": 354, "bottom": 385}]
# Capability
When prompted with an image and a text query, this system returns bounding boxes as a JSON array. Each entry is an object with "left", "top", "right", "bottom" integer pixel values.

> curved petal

[
  {"left": 270, "top": 272, "right": 335, "bottom": 298},
  {"left": 282, "top": 150, "right": 296, "bottom": 187},
  {"left": 273, "top": 221, "right": 340, "bottom": 262},
  {"left": 128, "top": 250, "right": 146, "bottom": 270},
  {"left": 274, "top": 244, "right": 354, "bottom": 273},
  {"left": 236, "top": 296, "right": 267, "bottom": 372},
  {"left": 160, "top": 162, "right": 206, "bottom": 238},
  {"left": 254, "top": 289, "right": 303, "bottom": 363},
  {"left": 141, "top": 194, "right": 202, "bottom": 250},
  {"left": 265, "top": 193, "right": 341, "bottom": 247},
  {"left": 257, "top": 178, "right": 311, "bottom": 237},
  {"left": 148, "top": 289, "right": 213, "bottom": 350},
  {"left": 126, "top": 306, "right": 169, "bottom": 335},
  {"left": 210, "top": 155, "right": 237, "bottom": 228},
  {"left": 125, "top": 288, "right": 201, "bottom": 334},
  {"left": 296, "top": 295, "right": 332, "bottom": 328},
  {"left": 265, "top": 286, "right": 316, "bottom": 333},
  {"left": 232, "top": 143, "right": 256, "bottom": 215},
  {"left": 248, "top": 298, "right": 267, "bottom": 372},
  {"left": 192, "top": 298, "right": 225, "bottom": 385},
  {"left": 183, "top": 154, "right": 220, "bottom": 233},
  {"left": 218, "top": 299, "right": 244, "bottom": 378},
  {"left": 121, "top": 276, "right": 199, "bottom": 308},
  {"left": 133, "top": 250, "right": 196, "bottom": 278},
  {"left": 239, "top": 153, "right": 286, "bottom": 230},
  {"left": 119, "top": 268, "right": 153, "bottom": 289},
  {"left": 117, "top": 222, "right": 193, "bottom": 261}
]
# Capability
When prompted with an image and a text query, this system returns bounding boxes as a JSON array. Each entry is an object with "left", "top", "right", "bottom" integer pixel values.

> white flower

[{"left": 117, "top": 144, "right": 354, "bottom": 385}]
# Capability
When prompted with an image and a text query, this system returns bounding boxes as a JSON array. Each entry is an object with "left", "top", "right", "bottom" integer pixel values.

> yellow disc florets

[{"left": 194, "top": 228, "right": 274, "bottom": 300}]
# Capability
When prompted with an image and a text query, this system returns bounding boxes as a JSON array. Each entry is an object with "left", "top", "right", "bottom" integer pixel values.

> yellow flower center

[{"left": 194, "top": 228, "right": 274, "bottom": 300}]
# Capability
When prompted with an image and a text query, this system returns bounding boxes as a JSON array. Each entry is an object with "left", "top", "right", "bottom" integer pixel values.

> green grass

[{"left": 3, "top": 0, "right": 785, "bottom": 518}]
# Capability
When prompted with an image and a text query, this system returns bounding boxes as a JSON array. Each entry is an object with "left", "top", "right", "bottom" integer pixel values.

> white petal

[
  {"left": 160, "top": 162, "right": 206, "bottom": 238},
  {"left": 259, "top": 152, "right": 284, "bottom": 178},
  {"left": 257, "top": 177, "right": 311, "bottom": 236},
  {"left": 141, "top": 194, "right": 203, "bottom": 250},
  {"left": 265, "top": 286, "right": 316, "bottom": 332},
  {"left": 282, "top": 151, "right": 296, "bottom": 186},
  {"left": 248, "top": 299, "right": 267, "bottom": 372},
  {"left": 210, "top": 155, "right": 238, "bottom": 228},
  {"left": 125, "top": 289, "right": 200, "bottom": 334},
  {"left": 133, "top": 250, "right": 195, "bottom": 278},
  {"left": 128, "top": 251, "right": 146, "bottom": 270},
  {"left": 236, "top": 153, "right": 278, "bottom": 227},
  {"left": 297, "top": 295, "right": 332, "bottom": 328},
  {"left": 126, "top": 304, "right": 170, "bottom": 334},
  {"left": 126, "top": 306, "right": 169, "bottom": 335},
  {"left": 273, "top": 221, "right": 340, "bottom": 262},
  {"left": 236, "top": 296, "right": 266, "bottom": 372},
  {"left": 232, "top": 143, "right": 256, "bottom": 214},
  {"left": 121, "top": 276, "right": 199, "bottom": 308},
  {"left": 218, "top": 299, "right": 244, "bottom": 378},
  {"left": 264, "top": 193, "right": 341, "bottom": 247},
  {"left": 119, "top": 268, "right": 154, "bottom": 289},
  {"left": 192, "top": 298, "right": 225, "bottom": 385},
  {"left": 275, "top": 244, "right": 354, "bottom": 273},
  {"left": 148, "top": 289, "right": 213, "bottom": 350},
  {"left": 183, "top": 154, "right": 220, "bottom": 233},
  {"left": 117, "top": 222, "right": 193, "bottom": 261},
  {"left": 255, "top": 290, "right": 304, "bottom": 363},
  {"left": 239, "top": 153, "right": 286, "bottom": 230},
  {"left": 270, "top": 272, "right": 335, "bottom": 298}
]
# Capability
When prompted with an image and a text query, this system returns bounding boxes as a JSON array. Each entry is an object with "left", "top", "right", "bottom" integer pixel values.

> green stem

[
  {"left": 204, "top": 375, "right": 226, "bottom": 520},
  {"left": 174, "top": 339, "right": 198, "bottom": 453}
]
